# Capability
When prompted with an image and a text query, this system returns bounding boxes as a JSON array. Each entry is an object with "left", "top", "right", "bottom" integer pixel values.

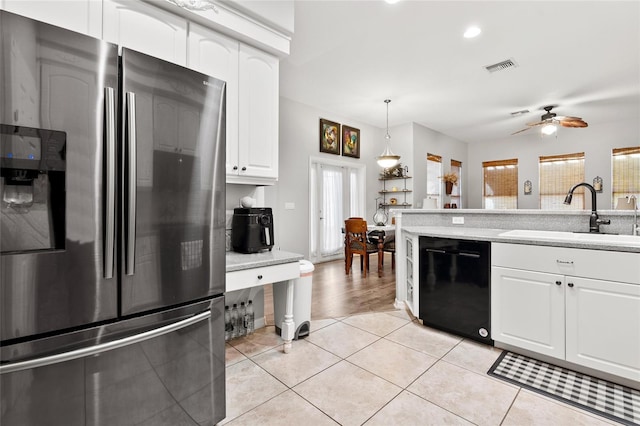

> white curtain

[
  {"left": 309, "top": 159, "right": 365, "bottom": 261},
  {"left": 320, "top": 164, "right": 344, "bottom": 256}
]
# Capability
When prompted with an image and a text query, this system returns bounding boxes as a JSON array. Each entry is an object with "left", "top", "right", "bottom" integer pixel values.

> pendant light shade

[{"left": 377, "top": 99, "right": 400, "bottom": 168}]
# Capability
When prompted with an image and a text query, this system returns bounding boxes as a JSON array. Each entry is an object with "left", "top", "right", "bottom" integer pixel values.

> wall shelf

[{"left": 379, "top": 175, "right": 412, "bottom": 211}]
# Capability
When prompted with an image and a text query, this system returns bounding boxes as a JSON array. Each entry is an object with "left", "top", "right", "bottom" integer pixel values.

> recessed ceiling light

[{"left": 464, "top": 26, "right": 481, "bottom": 38}]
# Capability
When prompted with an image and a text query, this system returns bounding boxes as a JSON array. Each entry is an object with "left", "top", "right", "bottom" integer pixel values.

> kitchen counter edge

[
  {"left": 402, "top": 226, "right": 640, "bottom": 253},
  {"left": 226, "top": 250, "right": 305, "bottom": 272}
]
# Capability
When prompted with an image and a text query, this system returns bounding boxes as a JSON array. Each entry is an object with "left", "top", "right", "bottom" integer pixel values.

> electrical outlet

[
  {"left": 284, "top": 202, "right": 295, "bottom": 210},
  {"left": 452, "top": 217, "right": 464, "bottom": 225}
]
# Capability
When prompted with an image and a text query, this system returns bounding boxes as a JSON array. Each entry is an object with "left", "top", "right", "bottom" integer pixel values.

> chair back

[{"left": 344, "top": 218, "right": 369, "bottom": 253}]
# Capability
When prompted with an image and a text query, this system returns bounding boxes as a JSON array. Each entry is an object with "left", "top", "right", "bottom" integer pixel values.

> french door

[{"left": 309, "top": 158, "right": 365, "bottom": 263}]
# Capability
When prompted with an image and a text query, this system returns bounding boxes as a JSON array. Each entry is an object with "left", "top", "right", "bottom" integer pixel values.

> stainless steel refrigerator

[{"left": 0, "top": 10, "right": 226, "bottom": 425}]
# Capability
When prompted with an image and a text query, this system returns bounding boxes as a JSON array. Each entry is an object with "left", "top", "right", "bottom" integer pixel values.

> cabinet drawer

[
  {"left": 492, "top": 243, "right": 640, "bottom": 284},
  {"left": 226, "top": 262, "right": 299, "bottom": 292}
]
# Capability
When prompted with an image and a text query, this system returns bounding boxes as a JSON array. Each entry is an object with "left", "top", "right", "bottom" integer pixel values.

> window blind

[
  {"left": 539, "top": 152, "right": 585, "bottom": 210},
  {"left": 612, "top": 146, "right": 640, "bottom": 208},
  {"left": 483, "top": 159, "right": 518, "bottom": 209}
]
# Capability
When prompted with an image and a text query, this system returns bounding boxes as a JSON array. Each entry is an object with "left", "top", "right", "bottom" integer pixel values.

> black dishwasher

[{"left": 419, "top": 236, "right": 492, "bottom": 345}]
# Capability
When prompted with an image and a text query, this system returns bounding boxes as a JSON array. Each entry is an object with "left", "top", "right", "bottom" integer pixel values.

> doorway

[{"left": 309, "top": 157, "right": 365, "bottom": 263}]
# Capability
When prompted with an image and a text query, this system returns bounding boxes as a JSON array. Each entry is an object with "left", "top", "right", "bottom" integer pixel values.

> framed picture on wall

[
  {"left": 342, "top": 125, "right": 360, "bottom": 158},
  {"left": 319, "top": 118, "right": 340, "bottom": 155}
]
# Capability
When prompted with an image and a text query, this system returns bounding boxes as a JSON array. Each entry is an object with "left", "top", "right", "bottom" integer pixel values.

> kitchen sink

[{"left": 498, "top": 229, "right": 640, "bottom": 247}]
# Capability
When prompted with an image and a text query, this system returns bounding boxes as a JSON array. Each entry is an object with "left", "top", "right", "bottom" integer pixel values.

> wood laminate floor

[{"left": 264, "top": 253, "right": 397, "bottom": 324}]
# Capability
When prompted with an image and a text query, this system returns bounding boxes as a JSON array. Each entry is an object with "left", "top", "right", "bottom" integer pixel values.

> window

[
  {"left": 539, "top": 152, "right": 585, "bottom": 210},
  {"left": 483, "top": 159, "right": 518, "bottom": 209},
  {"left": 612, "top": 146, "right": 640, "bottom": 208},
  {"left": 450, "top": 159, "right": 462, "bottom": 208},
  {"left": 426, "top": 153, "right": 442, "bottom": 208}
]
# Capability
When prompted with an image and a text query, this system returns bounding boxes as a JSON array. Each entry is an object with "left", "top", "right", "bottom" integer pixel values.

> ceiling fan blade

[
  {"left": 557, "top": 116, "right": 583, "bottom": 121},
  {"left": 526, "top": 120, "right": 546, "bottom": 127},
  {"left": 511, "top": 127, "right": 533, "bottom": 135},
  {"left": 560, "top": 120, "right": 588, "bottom": 128}
]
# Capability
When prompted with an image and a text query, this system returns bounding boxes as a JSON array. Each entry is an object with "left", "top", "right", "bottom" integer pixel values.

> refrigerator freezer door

[
  {"left": 0, "top": 11, "right": 119, "bottom": 341},
  {"left": 0, "top": 297, "right": 226, "bottom": 425},
  {"left": 120, "top": 49, "right": 226, "bottom": 316}
]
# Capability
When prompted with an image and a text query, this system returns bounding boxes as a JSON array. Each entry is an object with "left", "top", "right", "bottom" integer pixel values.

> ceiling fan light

[{"left": 541, "top": 123, "right": 557, "bottom": 136}]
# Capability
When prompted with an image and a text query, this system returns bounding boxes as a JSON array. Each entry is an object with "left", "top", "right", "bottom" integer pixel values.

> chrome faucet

[
  {"left": 563, "top": 182, "right": 610, "bottom": 233},
  {"left": 629, "top": 195, "right": 639, "bottom": 236}
]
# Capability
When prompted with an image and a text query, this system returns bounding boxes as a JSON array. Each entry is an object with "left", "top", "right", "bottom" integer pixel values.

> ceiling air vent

[{"left": 485, "top": 58, "right": 518, "bottom": 73}]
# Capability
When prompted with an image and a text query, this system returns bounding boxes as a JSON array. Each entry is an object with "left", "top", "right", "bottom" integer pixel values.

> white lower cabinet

[
  {"left": 491, "top": 267, "right": 565, "bottom": 359},
  {"left": 492, "top": 243, "right": 640, "bottom": 383},
  {"left": 565, "top": 276, "right": 640, "bottom": 380}
]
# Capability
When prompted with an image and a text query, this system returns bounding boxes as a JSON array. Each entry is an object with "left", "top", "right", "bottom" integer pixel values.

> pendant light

[{"left": 377, "top": 99, "right": 401, "bottom": 168}]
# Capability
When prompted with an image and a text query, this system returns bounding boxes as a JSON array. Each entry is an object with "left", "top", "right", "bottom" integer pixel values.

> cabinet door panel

[
  {"left": 103, "top": 0, "right": 187, "bottom": 66},
  {"left": 491, "top": 266, "right": 565, "bottom": 358},
  {"left": 187, "top": 24, "right": 239, "bottom": 175},
  {"left": 238, "top": 44, "right": 278, "bottom": 179},
  {"left": 1, "top": 0, "right": 101, "bottom": 38},
  {"left": 566, "top": 276, "right": 640, "bottom": 381}
]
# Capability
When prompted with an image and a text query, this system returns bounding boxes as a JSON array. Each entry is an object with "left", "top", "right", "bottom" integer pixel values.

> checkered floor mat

[{"left": 488, "top": 351, "right": 640, "bottom": 425}]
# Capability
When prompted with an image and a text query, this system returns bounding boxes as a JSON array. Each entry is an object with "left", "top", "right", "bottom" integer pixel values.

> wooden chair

[{"left": 344, "top": 218, "right": 377, "bottom": 277}]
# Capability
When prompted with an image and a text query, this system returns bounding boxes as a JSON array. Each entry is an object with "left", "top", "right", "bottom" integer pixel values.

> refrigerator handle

[
  {"left": 104, "top": 87, "right": 116, "bottom": 279},
  {"left": 125, "top": 91, "right": 137, "bottom": 276},
  {"left": 0, "top": 311, "right": 210, "bottom": 375}
]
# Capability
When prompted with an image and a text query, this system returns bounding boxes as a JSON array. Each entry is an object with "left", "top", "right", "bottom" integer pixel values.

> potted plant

[{"left": 440, "top": 173, "right": 458, "bottom": 195}]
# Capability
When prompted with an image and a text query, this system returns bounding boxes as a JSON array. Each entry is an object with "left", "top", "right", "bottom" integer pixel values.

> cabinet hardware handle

[
  {"left": 556, "top": 260, "right": 574, "bottom": 265},
  {"left": 241, "top": 166, "right": 247, "bottom": 171},
  {"left": 257, "top": 275, "right": 263, "bottom": 280},
  {"left": 555, "top": 281, "right": 562, "bottom": 285},
  {"left": 233, "top": 166, "right": 238, "bottom": 170},
  {"left": 568, "top": 282, "right": 574, "bottom": 288}
]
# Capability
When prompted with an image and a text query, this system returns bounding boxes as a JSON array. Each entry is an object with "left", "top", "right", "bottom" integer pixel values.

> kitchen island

[{"left": 394, "top": 209, "right": 640, "bottom": 389}]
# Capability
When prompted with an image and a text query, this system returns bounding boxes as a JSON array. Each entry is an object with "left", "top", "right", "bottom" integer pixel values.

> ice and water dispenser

[{"left": 0, "top": 124, "right": 66, "bottom": 253}]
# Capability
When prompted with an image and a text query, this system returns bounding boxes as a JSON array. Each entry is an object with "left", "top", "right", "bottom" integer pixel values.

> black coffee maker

[{"left": 231, "top": 207, "right": 274, "bottom": 253}]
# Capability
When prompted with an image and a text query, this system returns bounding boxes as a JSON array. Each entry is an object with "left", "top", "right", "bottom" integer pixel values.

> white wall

[
  {"left": 266, "top": 97, "right": 386, "bottom": 259},
  {"left": 466, "top": 118, "right": 640, "bottom": 209},
  {"left": 411, "top": 123, "right": 469, "bottom": 208}
]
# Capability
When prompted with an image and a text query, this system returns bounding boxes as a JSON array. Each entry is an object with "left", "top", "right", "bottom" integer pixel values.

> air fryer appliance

[
  {"left": 231, "top": 207, "right": 274, "bottom": 253},
  {"left": 0, "top": 11, "right": 226, "bottom": 425}
]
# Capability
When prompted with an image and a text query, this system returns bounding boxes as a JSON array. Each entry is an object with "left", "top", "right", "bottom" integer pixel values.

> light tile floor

[{"left": 222, "top": 309, "right": 617, "bottom": 426}]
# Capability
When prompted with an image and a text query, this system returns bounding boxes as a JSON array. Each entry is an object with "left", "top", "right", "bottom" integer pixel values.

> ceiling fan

[{"left": 512, "top": 105, "right": 588, "bottom": 135}]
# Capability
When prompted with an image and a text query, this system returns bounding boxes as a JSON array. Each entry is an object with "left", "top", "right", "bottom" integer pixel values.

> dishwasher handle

[{"left": 424, "top": 248, "right": 480, "bottom": 258}]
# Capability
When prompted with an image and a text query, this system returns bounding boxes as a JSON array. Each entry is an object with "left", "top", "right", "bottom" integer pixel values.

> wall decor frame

[
  {"left": 341, "top": 125, "right": 360, "bottom": 158},
  {"left": 319, "top": 118, "right": 340, "bottom": 155}
]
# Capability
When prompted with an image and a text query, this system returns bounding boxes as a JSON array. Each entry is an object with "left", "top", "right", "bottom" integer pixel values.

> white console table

[{"left": 226, "top": 250, "right": 303, "bottom": 353}]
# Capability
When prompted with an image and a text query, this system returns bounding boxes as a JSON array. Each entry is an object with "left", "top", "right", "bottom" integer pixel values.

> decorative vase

[{"left": 445, "top": 181, "right": 453, "bottom": 195}]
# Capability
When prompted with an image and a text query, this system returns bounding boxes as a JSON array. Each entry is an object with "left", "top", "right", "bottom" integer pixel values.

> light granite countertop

[
  {"left": 402, "top": 226, "right": 640, "bottom": 253},
  {"left": 226, "top": 250, "right": 304, "bottom": 272}
]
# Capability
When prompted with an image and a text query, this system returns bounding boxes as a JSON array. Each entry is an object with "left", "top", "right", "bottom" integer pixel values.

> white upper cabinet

[
  {"left": 0, "top": 0, "right": 102, "bottom": 38},
  {"left": 187, "top": 24, "right": 240, "bottom": 176},
  {"left": 102, "top": 0, "right": 187, "bottom": 66},
  {"left": 237, "top": 43, "right": 278, "bottom": 183}
]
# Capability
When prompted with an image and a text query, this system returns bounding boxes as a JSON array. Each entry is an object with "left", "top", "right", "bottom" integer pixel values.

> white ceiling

[{"left": 279, "top": 1, "right": 640, "bottom": 144}]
